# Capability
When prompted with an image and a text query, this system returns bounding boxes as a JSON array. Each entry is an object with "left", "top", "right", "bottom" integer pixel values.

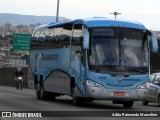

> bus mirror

[
  {"left": 150, "top": 31, "right": 158, "bottom": 53},
  {"left": 83, "top": 28, "right": 89, "bottom": 49}
]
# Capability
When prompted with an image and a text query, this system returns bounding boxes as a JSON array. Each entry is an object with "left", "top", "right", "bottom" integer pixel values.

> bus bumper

[{"left": 86, "top": 86, "right": 148, "bottom": 101}]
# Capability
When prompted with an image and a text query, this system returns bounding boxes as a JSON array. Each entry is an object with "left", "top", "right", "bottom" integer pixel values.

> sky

[{"left": 0, "top": 0, "right": 159, "bottom": 30}]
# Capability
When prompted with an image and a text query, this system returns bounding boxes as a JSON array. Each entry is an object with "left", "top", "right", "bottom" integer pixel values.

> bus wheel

[
  {"left": 158, "top": 95, "right": 160, "bottom": 106},
  {"left": 142, "top": 100, "right": 148, "bottom": 106},
  {"left": 86, "top": 98, "right": 94, "bottom": 103},
  {"left": 72, "top": 86, "right": 84, "bottom": 106},
  {"left": 49, "top": 93, "right": 56, "bottom": 100},
  {"left": 40, "top": 81, "right": 47, "bottom": 100},
  {"left": 123, "top": 101, "right": 134, "bottom": 108},
  {"left": 36, "top": 82, "right": 41, "bottom": 99}
]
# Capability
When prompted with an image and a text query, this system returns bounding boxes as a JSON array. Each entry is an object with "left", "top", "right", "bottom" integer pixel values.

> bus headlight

[
  {"left": 86, "top": 80, "right": 102, "bottom": 87},
  {"left": 137, "top": 82, "right": 150, "bottom": 89}
]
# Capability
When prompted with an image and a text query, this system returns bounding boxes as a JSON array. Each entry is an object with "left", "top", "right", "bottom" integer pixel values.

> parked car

[{"left": 142, "top": 73, "right": 160, "bottom": 106}]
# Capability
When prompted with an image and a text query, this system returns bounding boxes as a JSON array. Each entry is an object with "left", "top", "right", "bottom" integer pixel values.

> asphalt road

[{"left": 0, "top": 86, "right": 159, "bottom": 120}]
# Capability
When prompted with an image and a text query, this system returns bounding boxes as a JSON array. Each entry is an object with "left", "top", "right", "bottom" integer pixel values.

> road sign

[{"left": 13, "top": 33, "right": 31, "bottom": 50}]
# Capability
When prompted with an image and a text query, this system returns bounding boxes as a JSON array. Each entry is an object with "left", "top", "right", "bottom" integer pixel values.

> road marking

[{"left": 38, "top": 101, "right": 62, "bottom": 108}]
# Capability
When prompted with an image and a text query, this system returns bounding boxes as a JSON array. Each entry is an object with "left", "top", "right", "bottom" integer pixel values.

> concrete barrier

[{"left": 0, "top": 68, "right": 28, "bottom": 88}]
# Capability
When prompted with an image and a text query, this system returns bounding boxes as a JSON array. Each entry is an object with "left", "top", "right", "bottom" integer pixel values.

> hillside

[{"left": 0, "top": 13, "right": 67, "bottom": 25}]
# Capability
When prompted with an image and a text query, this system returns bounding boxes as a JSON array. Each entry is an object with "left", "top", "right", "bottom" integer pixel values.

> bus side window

[
  {"left": 30, "top": 30, "right": 38, "bottom": 50},
  {"left": 37, "top": 28, "right": 45, "bottom": 49},
  {"left": 31, "top": 29, "right": 42, "bottom": 50},
  {"left": 44, "top": 28, "right": 52, "bottom": 49},
  {"left": 50, "top": 27, "right": 56, "bottom": 48},
  {"left": 72, "top": 24, "right": 83, "bottom": 57},
  {"left": 60, "top": 23, "right": 72, "bottom": 48},
  {"left": 52, "top": 27, "right": 61, "bottom": 48}
]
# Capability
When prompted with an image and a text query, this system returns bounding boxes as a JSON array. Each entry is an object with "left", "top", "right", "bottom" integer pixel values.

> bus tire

[
  {"left": 142, "top": 100, "right": 149, "bottom": 106},
  {"left": 40, "top": 81, "right": 47, "bottom": 100},
  {"left": 158, "top": 95, "right": 160, "bottom": 106},
  {"left": 123, "top": 101, "right": 134, "bottom": 108},
  {"left": 49, "top": 92, "right": 56, "bottom": 100},
  {"left": 36, "top": 82, "right": 41, "bottom": 99},
  {"left": 72, "top": 86, "right": 84, "bottom": 106}
]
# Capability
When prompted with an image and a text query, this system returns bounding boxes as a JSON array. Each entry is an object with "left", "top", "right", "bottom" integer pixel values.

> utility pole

[
  {"left": 110, "top": 12, "right": 121, "bottom": 19},
  {"left": 56, "top": 0, "right": 60, "bottom": 22}
]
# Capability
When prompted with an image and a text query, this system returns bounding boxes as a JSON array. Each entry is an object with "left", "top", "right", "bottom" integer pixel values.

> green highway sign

[{"left": 13, "top": 33, "right": 31, "bottom": 51}]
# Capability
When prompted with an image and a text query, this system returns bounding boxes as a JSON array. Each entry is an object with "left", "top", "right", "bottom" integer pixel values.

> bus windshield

[{"left": 89, "top": 27, "right": 149, "bottom": 74}]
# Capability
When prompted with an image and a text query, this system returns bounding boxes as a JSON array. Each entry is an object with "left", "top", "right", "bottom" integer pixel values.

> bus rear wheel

[
  {"left": 72, "top": 86, "right": 84, "bottom": 106},
  {"left": 142, "top": 100, "right": 149, "bottom": 106},
  {"left": 123, "top": 101, "right": 134, "bottom": 108},
  {"left": 36, "top": 82, "right": 41, "bottom": 99},
  {"left": 158, "top": 95, "right": 160, "bottom": 106},
  {"left": 40, "top": 81, "right": 47, "bottom": 100},
  {"left": 48, "top": 92, "right": 56, "bottom": 100}
]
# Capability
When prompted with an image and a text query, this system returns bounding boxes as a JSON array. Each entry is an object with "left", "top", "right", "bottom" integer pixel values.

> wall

[{"left": 0, "top": 68, "right": 28, "bottom": 88}]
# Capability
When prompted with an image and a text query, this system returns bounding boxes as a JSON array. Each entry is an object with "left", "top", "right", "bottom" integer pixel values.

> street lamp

[
  {"left": 110, "top": 12, "right": 121, "bottom": 19},
  {"left": 56, "top": 0, "right": 60, "bottom": 22}
]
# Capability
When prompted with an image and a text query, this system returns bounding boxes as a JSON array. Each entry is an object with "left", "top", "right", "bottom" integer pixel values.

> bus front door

[
  {"left": 70, "top": 50, "right": 86, "bottom": 97},
  {"left": 80, "top": 63, "right": 86, "bottom": 96}
]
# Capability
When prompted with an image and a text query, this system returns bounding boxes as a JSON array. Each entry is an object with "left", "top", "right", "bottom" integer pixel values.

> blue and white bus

[{"left": 28, "top": 17, "right": 158, "bottom": 108}]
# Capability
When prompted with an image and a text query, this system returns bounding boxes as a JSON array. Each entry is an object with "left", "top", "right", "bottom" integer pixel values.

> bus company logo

[
  {"left": 115, "top": 78, "right": 140, "bottom": 84},
  {"left": 117, "top": 78, "right": 123, "bottom": 83},
  {"left": 35, "top": 54, "right": 58, "bottom": 61},
  {"left": 115, "top": 77, "right": 124, "bottom": 84},
  {"left": 2, "top": 112, "right": 11, "bottom": 117}
]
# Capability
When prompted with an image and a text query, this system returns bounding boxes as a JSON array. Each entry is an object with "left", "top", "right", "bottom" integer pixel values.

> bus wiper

[
  {"left": 93, "top": 66, "right": 106, "bottom": 72},
  {"left": 91, "top": 65, "right": 115, "bottom": 72},
  {"left": 125, "top": 67, "right": 146, "bottom": 74},
  {"left": 90, "top": 65, "right": 106, "bottom": 72}
]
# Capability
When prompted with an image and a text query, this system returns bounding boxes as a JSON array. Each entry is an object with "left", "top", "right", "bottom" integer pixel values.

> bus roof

[
  {"left": 74, "top": 17, "right": 147, "bottom": 30},
  {"left": 36, "top": 17, "right": 147, "bottom": 30}
]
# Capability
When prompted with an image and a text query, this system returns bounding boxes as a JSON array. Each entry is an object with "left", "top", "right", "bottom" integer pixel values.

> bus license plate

[{"left": 114, "top": 91, "right": 125, "bottom": 96}]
